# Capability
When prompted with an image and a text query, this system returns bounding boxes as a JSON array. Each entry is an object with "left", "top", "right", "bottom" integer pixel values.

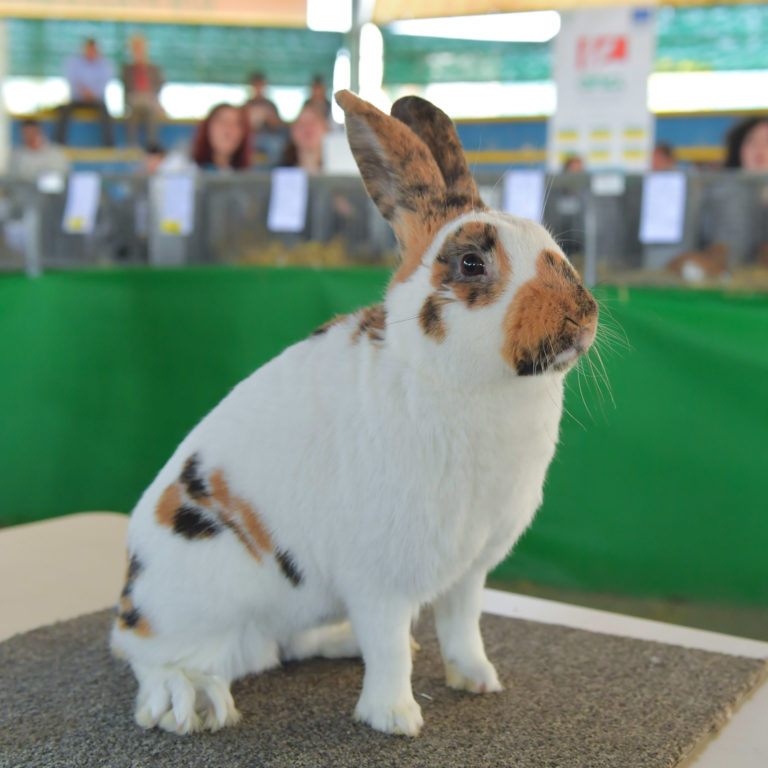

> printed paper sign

[
  {"left": 591, "top": 173, "right": 626, "bottom": 196},
  {"left": 62, "top": 172, "right": 100, "bottom": 234},
  {"left": 549, "top": 7, "right": 657, "bottom": 171},
  {"left": 159, "top": 174, "right": 195, "bottom": 236},
  {"left": 502, "top": 170, "right": 545, "bottom": 223},
  {"left": 639, "top": 171, "right": 687, "bottom": 244},
  {"left": 267, "top": 167, "right": 309, "bottom": 233}
]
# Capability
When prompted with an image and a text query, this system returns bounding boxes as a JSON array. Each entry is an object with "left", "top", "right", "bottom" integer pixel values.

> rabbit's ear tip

[{"left": 334, "top": 90, "right": 356, "bottom": 110}]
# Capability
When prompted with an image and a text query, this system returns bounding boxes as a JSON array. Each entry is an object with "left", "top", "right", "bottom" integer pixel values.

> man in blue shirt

[{"left": 56, "top": 38, "right": 115, "bottom": 146}]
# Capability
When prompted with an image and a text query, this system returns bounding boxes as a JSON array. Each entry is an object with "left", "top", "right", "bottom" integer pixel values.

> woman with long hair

[{"left": 191, "top": 104, "right": 251, "bottom": 171}]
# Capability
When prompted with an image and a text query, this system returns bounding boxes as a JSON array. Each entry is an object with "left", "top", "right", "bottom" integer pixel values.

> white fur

[{"left": 111, "top": 107, "right": 586, "bottom": 738}]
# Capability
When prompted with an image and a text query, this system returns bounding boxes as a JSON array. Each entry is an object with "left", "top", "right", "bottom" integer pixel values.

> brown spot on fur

[
  {"left": 155, "top": 459, "right": 274, "bottom": 562},
  {"left": 155, "top": 482, "right": 182, "bottom": 527},
  {"left": 117, "top": 552, "right": 153, "bottom": 637},
  {"left": 312, "top": 314, "right": 349, "bottom": 337},
  {"left": 352, "top": 304, "right": 387, "bottom": 344},
  {"left": 209, "top": 468, "right": 273, "bottom": 561},
  {"left": 117, "top": 596, "right": 153, "bottom": 637},
  {"left": 501, "top": 250, "right": 598, "bottom": 374},
  {"left": 419, "top": 293, "right": 448, "bottom": 343},
  {"left": 428, "top": 222, "right": 511, "bottom": 309}
]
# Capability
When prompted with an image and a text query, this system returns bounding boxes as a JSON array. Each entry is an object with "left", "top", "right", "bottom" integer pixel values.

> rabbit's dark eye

[{"left": 460, "top": 253, "right": 486, "bottom": 277}]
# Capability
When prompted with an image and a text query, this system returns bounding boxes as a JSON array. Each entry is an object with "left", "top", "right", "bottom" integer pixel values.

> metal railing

[{"left": 1, "top": 170, "right": 767, "bottom": 289}]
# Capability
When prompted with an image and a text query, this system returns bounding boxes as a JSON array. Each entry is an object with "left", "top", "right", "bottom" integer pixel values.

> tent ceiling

[{"left": 372, "top": 0, "right": 758, "bottom": 24}]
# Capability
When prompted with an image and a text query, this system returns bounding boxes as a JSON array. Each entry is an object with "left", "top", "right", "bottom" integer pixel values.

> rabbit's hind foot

[{"left": 134, "top": 665, "right": 241, "bottom": 735}]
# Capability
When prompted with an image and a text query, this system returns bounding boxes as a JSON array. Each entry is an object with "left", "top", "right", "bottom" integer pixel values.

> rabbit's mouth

[{"left": 517, "top": 324, "right": 596, "bottom": 376}]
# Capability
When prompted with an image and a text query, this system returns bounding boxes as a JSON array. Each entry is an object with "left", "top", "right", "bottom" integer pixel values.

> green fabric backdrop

[{"left": 1, "top": 269, "right": 766, "bottom": 606}]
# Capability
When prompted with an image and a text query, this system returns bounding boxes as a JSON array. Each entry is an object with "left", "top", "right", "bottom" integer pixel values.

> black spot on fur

[
  {"left": 276, "top": 549, "right": 303, "bottom": 587},
  {"left": 173, "top": 505, "right": 221, "bottom": 539},
  {"left": 478, "top": 224, "right": 498, "bottom": 253},
  {"left": 121, "top": 554, "right": 143, "bottom": 598},
  {"left": 118, "top": 607, "right": 142, "bottom": 629},
  {"left": 181, "top": 454, "right": 208, "bottom": 499},
  {"left": 127, "top": 554, "right": 142, "bottom": 580},
  {"left": 311, "top": 325, "right": 328, "bottom": 336},
  {"left": 445, "top": 193, "right": 470, "bottom": 210},
  {"left": 516, "top": 357, "right": 535, "bottom": 376}
]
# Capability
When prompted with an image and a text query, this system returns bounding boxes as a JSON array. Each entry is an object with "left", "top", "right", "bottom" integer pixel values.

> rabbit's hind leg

[
  {"left": 281, "top": 621, "right": 421, "bottom": 662},
  {"left": 132, "top": 663, "right": 241, "bottom": 734},
  {"left": 128, "top": 623, "right": 279, "bottom": 734},
  {"left": 281, "top": 620, "right": 360, "bottom": 661}
]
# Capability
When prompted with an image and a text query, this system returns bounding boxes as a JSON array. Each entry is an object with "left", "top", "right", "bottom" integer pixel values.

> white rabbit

[{"left": 111, "top": 90, "right": 598, "bottom": 737}]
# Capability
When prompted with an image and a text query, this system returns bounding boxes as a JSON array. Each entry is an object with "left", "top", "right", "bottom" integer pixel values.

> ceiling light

[{"left": 387, "top": 11, "right": 561, "bottom": 43}]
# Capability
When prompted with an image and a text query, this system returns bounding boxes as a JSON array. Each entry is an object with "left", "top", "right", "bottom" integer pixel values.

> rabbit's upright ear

[
  {"left": 390, "top": 96, "right": 484, "bottom": 211},
  {"left": 336, "top": 90, "right": 455, "bottom": 281}
]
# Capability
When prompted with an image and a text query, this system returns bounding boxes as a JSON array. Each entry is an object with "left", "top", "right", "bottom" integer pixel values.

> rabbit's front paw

[
  {"left": 445, "top": 658, "right": 503, "bottom": 694},
  {"left": 354, "top": 694, "right": 424, "bottom": 736}
]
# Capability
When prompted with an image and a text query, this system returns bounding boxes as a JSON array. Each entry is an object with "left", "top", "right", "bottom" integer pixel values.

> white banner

[{"left": 549, "top": 7, "right": 656, "bottom": 172}]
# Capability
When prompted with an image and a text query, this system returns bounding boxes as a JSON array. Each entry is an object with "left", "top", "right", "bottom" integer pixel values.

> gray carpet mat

[{"left": 1, "top": 608, "right": 765, "bottom": 768}]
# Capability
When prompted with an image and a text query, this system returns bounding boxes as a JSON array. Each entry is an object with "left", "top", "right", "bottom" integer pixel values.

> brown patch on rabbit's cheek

[
  {"left": 501, "top": 250, "right": 597, "bottom": 373},
  {"left": 419, "top": 293, "right": 448, "bottom": 342}
]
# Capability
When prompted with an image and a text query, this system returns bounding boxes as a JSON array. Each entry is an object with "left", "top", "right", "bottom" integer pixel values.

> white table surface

[{"left": 2, "top": 512, "right": 766, "bottom": 766}]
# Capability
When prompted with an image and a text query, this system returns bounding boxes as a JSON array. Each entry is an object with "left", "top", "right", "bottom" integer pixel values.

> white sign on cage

[
  {"left": 503, "top": 170, "right": 546, "bottom": 223},
  {"left": 639, "top": 171, "right": 687, "bottom": 244},
  {"left": 267, "top": 167, "right": 309, "bottom": 233},
  {"left": 62, "top": 172, "right": 100, "bottom": 234}
]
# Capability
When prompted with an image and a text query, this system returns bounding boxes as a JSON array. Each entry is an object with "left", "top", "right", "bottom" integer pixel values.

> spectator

[
  {"left": 191, "top": 104, "right": 251, "bottom": 171},
  {"left": 724, "top": 117, "right": 768, "bottom": 170},
  {"left": 56, "top": 38, "right": 115, "bottom": 146},
  {"left": 122, "top": 35, "right": 164, "bottom": 146},
  {"left": 280, "top": 104, "right": 329, "bottom": 173},
  {"left": 562, "top": 155, "right": 583, "bottom": 173},
  {"left": 651, "top": 142, "right": 677, "bottom": 171},
  {"left": 674, "top": 117, "right": 768, "bottom": 275},
  {"left": 11, "top": 119, "right": 70, "bottom": 180},
  {"left": 244, "top": 72, "right": 287, "bottom": 166},
  {"left": 245, "top": 72, "right": 283, "bottom": 132},
  {"left": 302, "top": 75, "right": 331, "bottom": 120},
  {"left": 142, "top": 142, "right": 167, "bottom": 174}
]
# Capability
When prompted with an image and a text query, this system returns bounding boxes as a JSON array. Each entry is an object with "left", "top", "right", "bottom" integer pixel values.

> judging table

[{"left": 1, "top": 513, "right": 766, "bottom": 767}]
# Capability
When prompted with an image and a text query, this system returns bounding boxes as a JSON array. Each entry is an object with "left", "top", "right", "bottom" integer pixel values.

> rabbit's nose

[{"left": 574, "top": 317, "right": 598, "bottom": 353}]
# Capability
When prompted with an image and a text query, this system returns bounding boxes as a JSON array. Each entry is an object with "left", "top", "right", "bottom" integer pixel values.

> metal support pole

[{"left": 583, "top": 191, "right": 598, "bottom": 288}]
